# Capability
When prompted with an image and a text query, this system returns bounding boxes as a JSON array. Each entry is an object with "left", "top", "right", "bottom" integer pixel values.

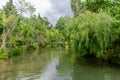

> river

[{"left": 0, "top": 49, "right": 120, "bottom": 80}]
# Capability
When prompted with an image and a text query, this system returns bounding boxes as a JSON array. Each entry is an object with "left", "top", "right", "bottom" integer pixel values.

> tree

[
  {"left": 1, "top": 0, "right": 36, "bottom": 49},
  {"left": 71, "top": 0, "right": 83, "bottom": 16},
  {"left": 65, "top": 11, "right": 113, "bottom": 58},
  {"left": 0, "top": 12, "right": 3, "bottom": 36},
  {"left": 55, "top": 16, "right": 71, "bottom": 39},
  {"left": 85, "top": 0, "right": 111, "bottom": 12},
  {"left": 45, "top": 29, "right": 64, "bottom": 43},
  {"left": 71, "top": 0, "right": 117, "bottom": 16},
  {"left": 2, "top": 0, "right": 16, "bottom": 17},
  {"left": 1, "top": 0, "right": 17, "bottom": 49},
  {"left": 15, "top": 0, "right": 36, "bottom": 16},
  {"left": 70, "top": 0, "right": 120, "bottom": 58},
  {"left": 8, "top": 13, "right": 48, "bottom": 50}
]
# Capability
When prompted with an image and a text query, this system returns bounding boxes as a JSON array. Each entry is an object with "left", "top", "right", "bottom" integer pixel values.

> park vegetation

[
  {"left": 0, "top": 0, "right": 63, "bottom": 59},
  {"left": 0, "top": 0, "right": 120, "bottom": 64},
  {"left": 56, "top": 0, "right": 120, "bottom": 63}
]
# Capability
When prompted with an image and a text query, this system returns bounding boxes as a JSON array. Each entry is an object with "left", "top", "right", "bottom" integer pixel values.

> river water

[{"left": 0, "top": 49, "right": 120, "bottom": 80}]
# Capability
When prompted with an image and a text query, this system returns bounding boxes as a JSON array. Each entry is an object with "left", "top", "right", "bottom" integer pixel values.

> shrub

[
  {"left": 0, "top": 48, "right": 8, "bottom": 59},
  {"left": 9, "top": 47, "right": 24, "bottom": 56}
]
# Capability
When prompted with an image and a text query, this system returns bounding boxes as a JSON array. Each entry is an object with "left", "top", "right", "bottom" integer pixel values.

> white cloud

[
  {"left": 46, "top": 0, "right": 73, "bottom": 24},
  {"left": 27, "top": 0, "right": 53, "bottom": 17},
  {"left": 0, "top": 0, "right": 73, "bottom": 25},
  {"left": 0, "top": 0, "right": 9, "bottom": 9}
]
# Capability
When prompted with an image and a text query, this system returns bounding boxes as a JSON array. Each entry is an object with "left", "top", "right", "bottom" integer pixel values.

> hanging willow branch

[{"left": 66, "top": 11, "right": 113, "bottom": 58}]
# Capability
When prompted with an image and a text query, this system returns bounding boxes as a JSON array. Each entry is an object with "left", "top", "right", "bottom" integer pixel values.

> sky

[{"left": 0, "top": 0, "right": 73, "bottom": 25}]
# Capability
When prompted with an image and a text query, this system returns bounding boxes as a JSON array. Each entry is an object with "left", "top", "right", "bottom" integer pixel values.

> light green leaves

[{"left": 65, "top": 11, "right": 113, "bottom": 58}]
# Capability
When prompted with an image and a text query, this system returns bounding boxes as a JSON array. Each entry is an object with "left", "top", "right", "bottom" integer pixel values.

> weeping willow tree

[{"left": 66, "top": 11, "right": 113, "bottom": 58}]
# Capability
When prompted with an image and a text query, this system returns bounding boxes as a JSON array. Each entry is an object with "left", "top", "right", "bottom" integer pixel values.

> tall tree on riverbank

[
  {"left": 0, "top": 12, "right": 3, "bottom": 36},
  {"left": 1, "top": 0, "right": 36, "bottom": 49},
  {"left": 15, "top": 0, "right": 35, "bottom": 16},
  {"left": 71, "top": 0, "right": 120, "bottom": 16},
  {"left": 1, "top": 0, "right": 17, "bottom": 49},
  {"left": 67, "top": 0, "right": 120, "bottom": 58}
]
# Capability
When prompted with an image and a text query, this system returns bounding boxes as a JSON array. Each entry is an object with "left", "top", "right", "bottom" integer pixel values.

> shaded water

[{"left": 0, "top": 49, "right": 120, "bottom": 80}]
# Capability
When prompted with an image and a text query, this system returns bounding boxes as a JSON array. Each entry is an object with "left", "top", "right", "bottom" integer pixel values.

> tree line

[
  {"left": 0, "top": 0, "right": 63, "bottom": 58},
  {"left": 55, "top": 0, "right": 120, "bottom": 63},
  {"left": 0, "top": 0, "right": 120, "bottom": 64}
]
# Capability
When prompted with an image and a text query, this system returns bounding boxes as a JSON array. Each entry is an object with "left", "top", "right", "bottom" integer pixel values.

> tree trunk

[
  {"left": 1, "top": 35, "right": 7, "bottom": 49},
  {"left": 25, "top": 39, "right": 32, "bottom": 50}
]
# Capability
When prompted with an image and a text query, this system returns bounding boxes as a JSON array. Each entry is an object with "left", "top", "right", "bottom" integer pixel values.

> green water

[{"left": 0, "top": 49, "right": 120, "bottom": 80}]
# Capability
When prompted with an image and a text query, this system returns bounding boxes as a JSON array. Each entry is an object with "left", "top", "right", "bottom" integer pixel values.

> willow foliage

[{"left": 66, "top": 11, "right": 113, "bottom": 58}]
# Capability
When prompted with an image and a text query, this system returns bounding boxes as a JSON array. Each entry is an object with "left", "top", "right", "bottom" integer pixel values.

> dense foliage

[
  {"left": 0, "top": 0, "right": 120, "bottom": 64},
  {"left": 55, "top": 0, "right": 120, "bottom": 62},
  {"left": 66, "top": 11, "right": 114, "bottom": 58},
  {"left": 0, "top": 0, "right": 63, "bottom": 58}
]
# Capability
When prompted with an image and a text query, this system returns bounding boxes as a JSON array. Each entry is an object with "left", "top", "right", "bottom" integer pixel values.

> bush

[
  {"left": 0, "top": 53, "right": 8, "bottom": 59},
  {"left": 9, "top": 47, "right": 24, "bottom": 56},
  {"left": 0, "top": 48, "right": 8, "bottom": 59}
]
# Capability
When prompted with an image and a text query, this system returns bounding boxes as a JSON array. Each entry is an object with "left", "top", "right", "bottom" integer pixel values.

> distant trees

[{"left": 55, "top": 16, "right": 71, "bottom": 40}]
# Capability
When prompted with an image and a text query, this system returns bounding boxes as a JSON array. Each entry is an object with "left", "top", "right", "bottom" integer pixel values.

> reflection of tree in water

[
  {"left": 56, "top": 54, "right": 73, "bottom": 80},
  {"left": 0, "top": 60, "right": 8, "bottom": 80},
  {"left": 0, "top": 49, "right": 51, "bottom": 80},
  {"left": 57, "top": 54, "right": 120, "bottom": 80},
  {"left": 0, "top": 49, "right": 64, "bottom": 80},
  {"left": 73, "top": 58, "right": 120, "bottom": 80},
  {"left": 1, "top": 49, "right": 120, "bottom": 80},
  {"left": 57, "top": 54, "right": 73, "bottom": 76}
]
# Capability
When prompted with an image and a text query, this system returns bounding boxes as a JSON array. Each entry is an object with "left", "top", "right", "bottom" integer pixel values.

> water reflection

[
  {"left": 57, "top": 54, "right": 120, "bottom": 80},
  {"left": 39, "top": 58, "right": 58, "bottom": 80},
  {"left": 0, "top": 49, "right": 120, "bottom": 80}
]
